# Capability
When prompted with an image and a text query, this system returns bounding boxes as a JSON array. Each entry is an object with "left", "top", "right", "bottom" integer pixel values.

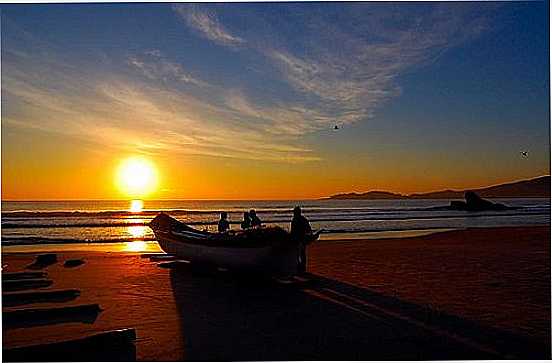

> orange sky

[{"left": 2, "top": 126, "right": 548, "bottom": 200}]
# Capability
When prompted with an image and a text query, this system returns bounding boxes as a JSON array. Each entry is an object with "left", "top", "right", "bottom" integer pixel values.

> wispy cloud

[
  {"left": 1, "top": 27, "right": 318, "bottom": 162},
  {"left": 127, "top": 50, "right": 208, "bottom": 87},
  {"left": 223, "top": 90, "right": 334, "bottom": 136},
  {"left": 172, "top": 4, "right": 245, "bottom": 48},
  {"left": 173, "top": 3, "right": 495, "bottom": 131},
  {"left": 2, "top": 4, "right": 497, "bottom": 164}
]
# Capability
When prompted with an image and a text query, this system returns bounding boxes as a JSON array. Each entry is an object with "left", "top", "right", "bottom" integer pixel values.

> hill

[
  {"left": 328, "top": 176, "right": 550, "bottom": 200},
  {"left": 328, "top": 191, "right": 405, "bottom": 200}
]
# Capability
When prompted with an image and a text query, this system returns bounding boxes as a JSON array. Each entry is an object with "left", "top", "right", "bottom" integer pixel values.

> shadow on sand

[
  {"left": 169, "top": 263, "right": 549, "bottom": 361},
  {"left": 3, "top": 289, "right": 81, "bottom": 308},
  {"left": 3, "top": 328, "right": 137, "bottom": 362},
  {"left": 3, "top": 304, "right": 101, "bottom": 330}
]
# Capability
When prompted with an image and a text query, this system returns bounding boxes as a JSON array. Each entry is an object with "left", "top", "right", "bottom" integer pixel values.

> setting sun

[{"left": 116, "top": 157, "right": 158, "bottom": 197}]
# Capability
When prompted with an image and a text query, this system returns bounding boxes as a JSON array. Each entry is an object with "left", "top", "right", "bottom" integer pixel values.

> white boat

[{"left": 148, "top": 213, "right": 319, "bottom": 277}]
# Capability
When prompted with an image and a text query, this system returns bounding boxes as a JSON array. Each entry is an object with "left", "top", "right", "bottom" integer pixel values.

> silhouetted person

[
  {"left": 241, "top": 212, "right": 251, "bottom": 229},
  {"left": 290, "top": 206, "right": 312, "bottom": 274},
  {"left": 218, "top": 212, "right": 230, "bottom": 233},
  {"left": 249, "top": 209, "right": 262, "bottom": 228}
]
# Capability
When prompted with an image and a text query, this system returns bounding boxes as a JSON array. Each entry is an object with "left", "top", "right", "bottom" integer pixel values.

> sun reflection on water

[
  {"left": 121, "top": 221, "right": 160, "bottom": 253},
  {"left": 128, "top": 225, "right": 147, "bottom": 238},
  {"left": 130, "top": 200, "right": 143, "bottom": 213},
  {"left": 123, "top": 241, "right": 149, "bottom": 252}
]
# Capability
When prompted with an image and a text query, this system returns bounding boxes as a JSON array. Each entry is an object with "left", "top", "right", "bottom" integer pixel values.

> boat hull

[{"left": 154, "top": 230, "right": 301, "bottom": 278}]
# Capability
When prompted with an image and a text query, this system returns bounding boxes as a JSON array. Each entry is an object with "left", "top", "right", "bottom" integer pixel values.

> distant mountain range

[{"left": 327, "top": 176, "right": 550, "bottom": 200}]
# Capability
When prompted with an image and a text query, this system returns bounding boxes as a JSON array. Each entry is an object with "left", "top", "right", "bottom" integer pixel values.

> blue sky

[{"left": 1, "top": 2, "right": 550, "bottom": 198}]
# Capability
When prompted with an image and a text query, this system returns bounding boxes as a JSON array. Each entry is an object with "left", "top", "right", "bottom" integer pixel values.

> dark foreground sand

[{"left": 2, "top": 226, "right": 550, "bottom": 360}]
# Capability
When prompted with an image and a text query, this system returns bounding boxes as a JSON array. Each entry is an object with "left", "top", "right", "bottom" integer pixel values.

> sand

[
  {"left": 310, "top": 226, "right": 551, "bottom": 343},
  {"left": 2, "top": 226, "right": 550, "bottom": 360}
]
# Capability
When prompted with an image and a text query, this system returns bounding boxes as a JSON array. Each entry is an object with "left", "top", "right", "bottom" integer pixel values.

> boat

[{"left": 148, "top": 213, "right": 320, "bottom": 277}]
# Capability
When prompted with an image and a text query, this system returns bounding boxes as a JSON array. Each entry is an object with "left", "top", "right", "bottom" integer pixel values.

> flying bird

[
  {"left": 520, "top": 151, "right": 529, "bottom": 158},
  {"left": 334, "top": 125, "right": 340, "bottom": 130}
]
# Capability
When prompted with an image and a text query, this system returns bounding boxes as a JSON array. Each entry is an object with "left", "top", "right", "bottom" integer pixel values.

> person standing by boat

[
  {"left": 291, "top": 206, "right": 312, "bottom": 273},
  {"left": 241, "top": 212, "right": 251, "bottom": 229},
  {"left": 249, "top": 209, "right": 262, "bottom": 228},
  {"left": 218, "top": 212, "right": 230, "bottom": 233}
]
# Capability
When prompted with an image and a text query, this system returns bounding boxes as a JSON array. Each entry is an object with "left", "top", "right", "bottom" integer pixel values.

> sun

[{"left": 116, "top": 157, "right": 158, "bottom": 197}]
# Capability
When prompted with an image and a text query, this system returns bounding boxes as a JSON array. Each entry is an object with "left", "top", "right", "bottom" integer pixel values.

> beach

[
  {"left": 3, "top": 1, "right": 550, "bottom": 361},
  {"left": 2, "top": 226, "right": 550, "bottom": 360}
]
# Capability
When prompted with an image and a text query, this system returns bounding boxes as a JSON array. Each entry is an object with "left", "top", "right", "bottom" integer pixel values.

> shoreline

[{"left": 1, "top": 224, "right": 547, "bottom": 253}]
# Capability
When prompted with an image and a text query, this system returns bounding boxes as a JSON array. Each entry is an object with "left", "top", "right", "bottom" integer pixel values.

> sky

[{"left": 1, "top": 2, "right": 550, "bottom": 200}]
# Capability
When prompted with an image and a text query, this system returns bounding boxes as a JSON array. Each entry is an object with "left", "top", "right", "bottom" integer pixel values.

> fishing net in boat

[{"left": 218, "top": 226, "right": 295, "bottom": 246}]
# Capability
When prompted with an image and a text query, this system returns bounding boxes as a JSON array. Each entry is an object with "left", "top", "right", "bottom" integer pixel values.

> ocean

[{"left": 1, "top": 198, "right": 550, "bottom": 248}]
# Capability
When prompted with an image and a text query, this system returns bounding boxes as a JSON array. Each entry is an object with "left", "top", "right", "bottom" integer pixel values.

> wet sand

[{"left": 2, "top": 226, "right": 550, "bottom": 360}]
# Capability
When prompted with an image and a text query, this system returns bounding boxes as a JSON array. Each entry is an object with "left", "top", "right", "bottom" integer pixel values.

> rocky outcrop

[{"left": 449, "top": 191, "right": 511, "bottom": 211}]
